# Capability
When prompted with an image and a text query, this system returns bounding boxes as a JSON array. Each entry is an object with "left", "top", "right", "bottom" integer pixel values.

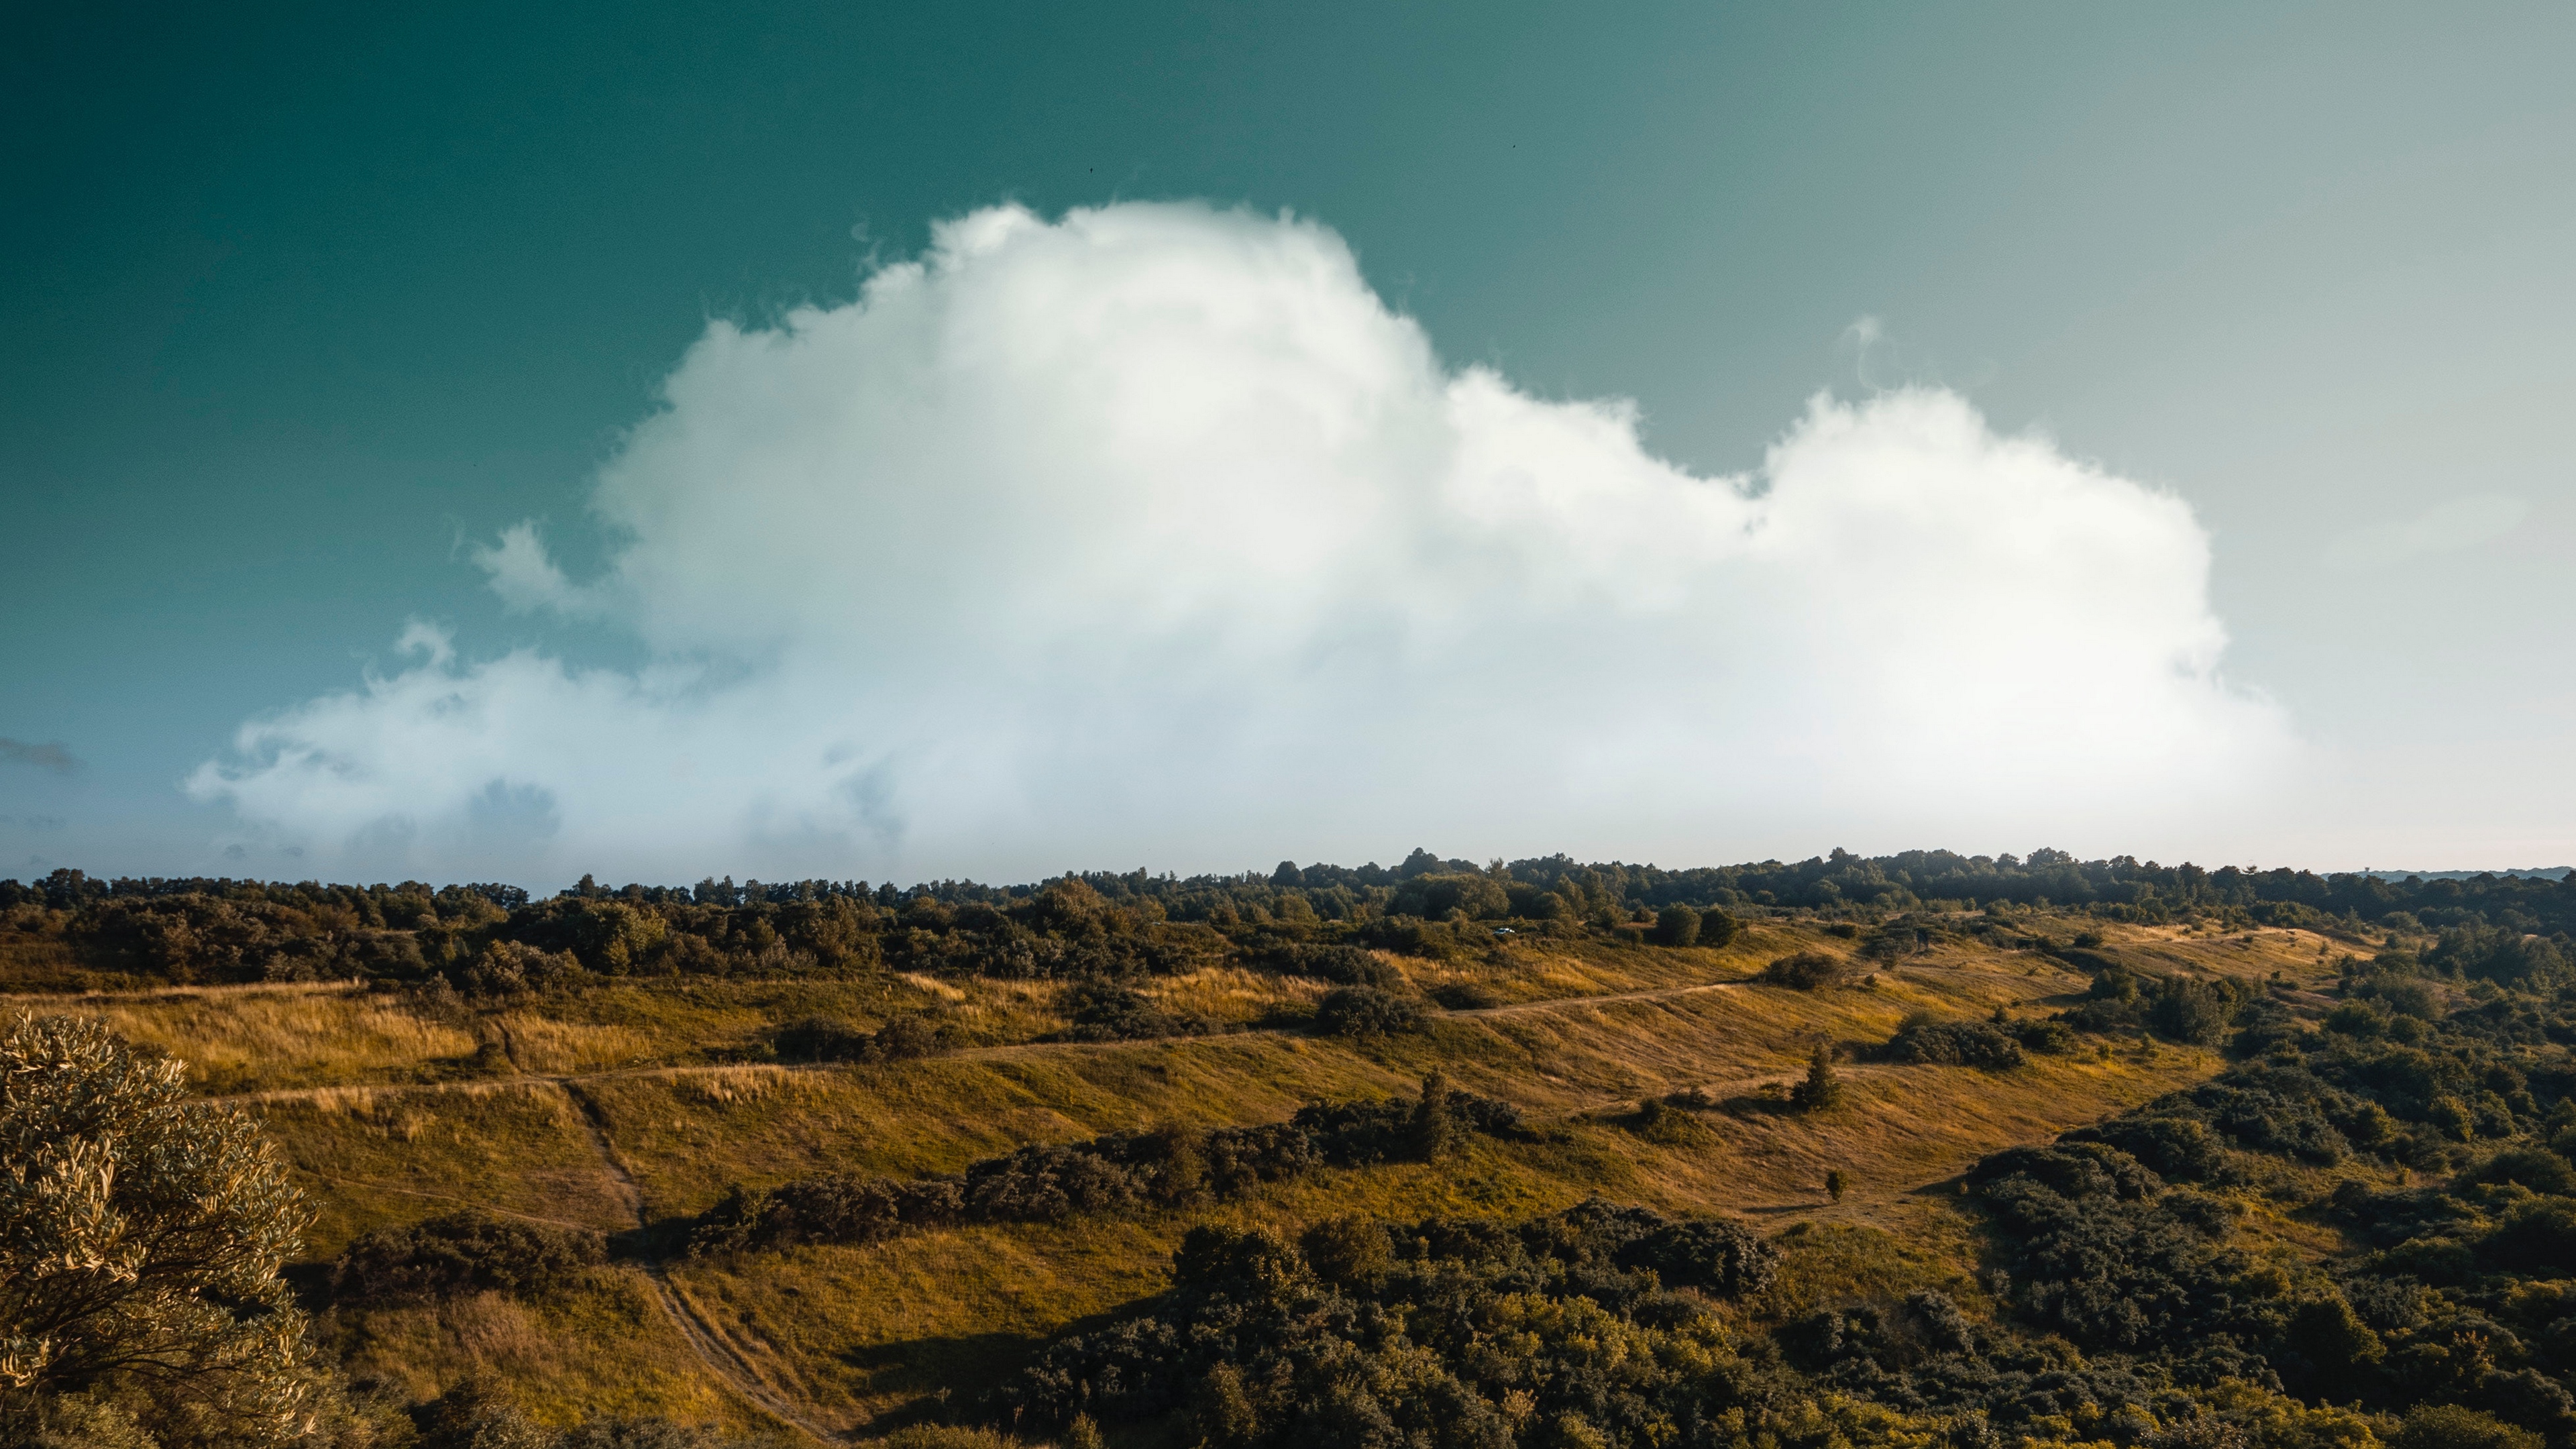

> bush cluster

[
  {"left": 998, "top": 1198, "right": 1781, "bottom": 1446},
  {"left": 1758, "top": 951, "right": 1856, "bottom": 991},
  {"left": 1313, "top": 985, "right": 1429, "bottom": 1036},
  {"left": 1264, "top": 942, "right": 1406, "bottom": 988},
  {"left": 1058, "top": 981, "right": 1214, "bottom": 1042},
  {"left": 330, "top": 1212, "right": 605, "bottom": 1306},
  {"left": 1883, "top": 1014, "right": 2026, "bottom": 1069},
  {"left": 770, "top": 1012, "right": 946, "bottom": 1063},
  {"left": 2059, "top": 968, "right": 2245, "bottom": 1044},
  {"left": 687, "top": 1080, "right": 1522, "bottom": 1258}
]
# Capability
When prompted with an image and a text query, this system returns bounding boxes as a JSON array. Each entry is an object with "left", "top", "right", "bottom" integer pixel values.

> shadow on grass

[{"left": 842, "top": 1306, "right": 1140, "bottom": 1430}]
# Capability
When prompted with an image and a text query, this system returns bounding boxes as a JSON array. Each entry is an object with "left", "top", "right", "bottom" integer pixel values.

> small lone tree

[
  {"left": 1825, "top": 1169, "right": 1850, "bottom": 1203},
  {"left": 1, "top": 1014, "right": 322, "bottom": 1444},
  {"left": 1789, "top": 1045, "right": 1843, "bottom": 1112}
]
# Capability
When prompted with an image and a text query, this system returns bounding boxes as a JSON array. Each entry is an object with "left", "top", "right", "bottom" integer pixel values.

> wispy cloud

[
  {"left": 0, "top": 739, "right": 78, "bottom": 775},
  {"left": 190, "top": 202, "right": 2293, "bottom": 881},
  {"left": 2324, "top": 494, "right": 2528, "bottom": 571}
]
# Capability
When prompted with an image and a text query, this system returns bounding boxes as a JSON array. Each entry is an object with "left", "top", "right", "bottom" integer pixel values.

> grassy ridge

[{"left": 17, "top": 914, "right": 2344, "bottom": 1436}]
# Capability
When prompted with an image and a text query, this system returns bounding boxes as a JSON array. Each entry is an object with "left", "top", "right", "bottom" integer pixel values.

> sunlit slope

[{"left": 140, "top": 914, "right": 2345, "bottom": 1436}]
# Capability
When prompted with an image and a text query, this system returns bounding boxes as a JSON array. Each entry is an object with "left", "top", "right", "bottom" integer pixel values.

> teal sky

[{"left": 6, "top": 3, "right": 2574, "bottom": 882}]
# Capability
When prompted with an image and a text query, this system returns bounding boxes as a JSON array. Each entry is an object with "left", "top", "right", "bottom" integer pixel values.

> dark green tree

[
  {"left": 1654, "top": 906, "right": 1701, "bottom": 947},
  {"left": 1790, "top": 1045, "right": 1844, "bottom": 1112}
]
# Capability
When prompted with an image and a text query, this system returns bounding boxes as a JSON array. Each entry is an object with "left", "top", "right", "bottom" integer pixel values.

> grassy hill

[{"left": 14, "top": 908, "right": 2345, "bottom": 1440}]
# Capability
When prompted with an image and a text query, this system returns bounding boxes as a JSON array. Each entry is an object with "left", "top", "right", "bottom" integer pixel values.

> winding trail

[
  {"left": 558, "top": 1081, "right": 843, "bottom": 1444},
  {"left": 1446, "top": 978, "right": 1752, "bottom": 1018}
]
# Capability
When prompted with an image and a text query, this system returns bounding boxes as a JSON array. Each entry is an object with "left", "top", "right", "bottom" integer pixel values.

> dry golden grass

[
  {"left": 494, "top": 1011, "right": 659, "bottom": 1075},
  {"left": 55, "top": 991, "right": 478, "bottom": 1093},
  {"left": 1145, "top": 965, "right": 1326, "bottom": 1025},
  {"left": 327, "top": 1275, "right": 755, "bottom": 1434},
  {"left": 256, "top": 1081, "right": 637, "bottom": 1253}
]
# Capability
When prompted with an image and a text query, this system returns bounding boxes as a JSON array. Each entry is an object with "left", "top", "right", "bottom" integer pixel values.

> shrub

[
  {"left": 1314, "top": 985, "right": 1428, "bottom": 1037},
  {"left": 1301, "top": 1216, "right": 1393, "bottom": 1285},
  {"left": 1059, "top": 981, "right": 1210, "bottom": 1042},
  {"left": 965, "top": 1144, "right": 1148, "bottom": 1222},
  {"left": 460, "top": 939, "right": 585, "bottom": 997},
  {"left": 1618, "top": 1216, "right": 1780, "bottom": 1297},
  {"left": 1790, "top": 1046, "right": 1843, "bottom": 1110},
  {"left": 2150, "top": 977, "right": 2235, "bottom": 1044},
  {"left": 2065, "top": 1116, "right": 2224, "bottom": 1181},
  {"left": 2355, "top": 975, "right": 2442, "bottom": 1020},
  {"left": 331, "top": 1210, "right": 604, "bottom": 1305},
  {"left": 1760, "top": 952, "right": 1855, "bottom": 990},
  {"left": 1, "top": 1014, "right": 328, "bottom": 1435},
  {"left": 2463, "top": 1147, "right": 2576, "bottom": 1197},
  {"left": 2015, "top": 1018, "right": 2077, "bottom": 1055},
  {"left": 1885, "top": 1014, "right": 2025, "bottom": 1069},
  {"left": 1629, "top": 1098, "right": 1716, "bottom": 1147},
  {"left": 772, "top": 1012, "right": 945, "bottom": 1063},
  {"left": 877, "top": 1012, "right": 944, "bottom": 1059},
  {"left": 1428, "top": 981, "right": 1498, "bottom": 1010},
  {"left": 1653, "top": 906, "right": 1701, "bottom": 947},
  {"left": 1266, "top": 943, "right": 1403, "bottom": 989},
  {"left": 1699, "top": 909, "right": 1741, "bottom": 949},
  {"left": 2390, "top": 1405, "right": 2542, "bottom": 1449},
  {"left": 771, "top": 1015, "right": 871, "bottom": 1061},
  {"left": 2483, "top": 1198, "right": 2576, "bottom": 1275}
]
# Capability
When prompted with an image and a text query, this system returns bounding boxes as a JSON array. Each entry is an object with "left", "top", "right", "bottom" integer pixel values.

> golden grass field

[{"left": 15, "top": 914, "right": 2363, "bottom": 1440}]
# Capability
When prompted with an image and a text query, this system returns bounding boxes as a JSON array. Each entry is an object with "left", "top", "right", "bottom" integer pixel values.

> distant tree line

[{"left": 5, "top": 848, "right": 2572, "bottom": 992}]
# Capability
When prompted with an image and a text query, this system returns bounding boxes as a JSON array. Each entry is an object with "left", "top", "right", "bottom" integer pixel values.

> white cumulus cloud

[{"left": 189, "top": 201, "right": 2294, "bottom": 883}]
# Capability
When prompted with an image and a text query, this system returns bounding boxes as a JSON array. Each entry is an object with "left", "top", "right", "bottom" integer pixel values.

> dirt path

[
  {"left": 558, "top": 1081, "right": 843, "bottom": 1444},
  {"left": 1447, "top": 977, "right": 1753, "bottom": 1018}
]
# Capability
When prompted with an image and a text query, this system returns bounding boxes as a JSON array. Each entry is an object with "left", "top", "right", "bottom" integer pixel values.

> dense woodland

[{"left": 5, "top": 849, "right": 2571, "bottom": 993}]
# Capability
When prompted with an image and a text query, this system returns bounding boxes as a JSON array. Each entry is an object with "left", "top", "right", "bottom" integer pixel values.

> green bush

[
  {"left": 771, "top": 1012, "right": 945, "bottom": 1063},
  {"left": 2149, "top": 977, "right": 2233, "bottom": 1044},
  {"left": 1884, "top": 1014, "right": 2024, "bottom": 1069},
  {"left": 331, "top": 1211, "right": 604, "bottom": 1305},
  {"left": 2389, "top": 1405, "right": 2542, "bottom": 1449},
  {"left": 1699, "top": 908, "right": 1741, "bottom": 948},
  {"left": 1760, "top": 951, "right": 1855, "bottom": 990},
  {"left": 1653, "top": 905, "right": 1701, "bottom": 947},
  {"left": 1059, "top": 981, "right": 1212, "bottom": 1041},
  {"left": 1315, "top": 985, "right": 1428, "bottom": 1037}
]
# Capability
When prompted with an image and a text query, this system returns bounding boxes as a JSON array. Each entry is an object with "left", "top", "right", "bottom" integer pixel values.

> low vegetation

[{"left": 9, "top": 849, "right": 2575, "bottom": 1449}]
